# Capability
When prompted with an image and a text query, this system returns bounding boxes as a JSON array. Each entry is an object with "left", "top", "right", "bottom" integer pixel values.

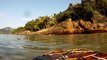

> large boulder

[
  {"left": 51, "top": 18, "right": 75, "bottom": 34},
  {"left": 79, "top": 20, "right": 93, "bottom": 30}
]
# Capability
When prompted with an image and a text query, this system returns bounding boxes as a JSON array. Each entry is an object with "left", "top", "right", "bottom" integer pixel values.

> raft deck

[{"left": 33, "top": 48, "right": 107, "bottom": 60}]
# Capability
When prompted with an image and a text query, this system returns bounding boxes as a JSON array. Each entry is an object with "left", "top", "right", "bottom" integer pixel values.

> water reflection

[{"left": 24, "top": 33, "right": 107, "bottom": 53}]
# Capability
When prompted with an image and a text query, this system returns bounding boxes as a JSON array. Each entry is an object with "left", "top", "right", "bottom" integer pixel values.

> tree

[
  {"left": 55, "top": 10, "right": 73, "bottom": 23},
  {"left": 12, "top": 27, "right": 25, "bottom": 33},
  {"left": 71, "top": 4, "right": 93, "bottom": 22},
  {"left": 96, "top": 0, "right": 107, "bottom": 16},
  {"left": 24, "top": 20, "right": 37, "bottom": 31}
]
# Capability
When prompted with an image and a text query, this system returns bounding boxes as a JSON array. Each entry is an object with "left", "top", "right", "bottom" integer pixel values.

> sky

[{"left": 0, "top": 0, "right": 81, "bottom": 28}]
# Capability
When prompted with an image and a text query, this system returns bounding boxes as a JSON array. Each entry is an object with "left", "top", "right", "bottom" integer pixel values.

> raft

[{"left": 33, "top": 48, "right": 107, "bottom": 60}]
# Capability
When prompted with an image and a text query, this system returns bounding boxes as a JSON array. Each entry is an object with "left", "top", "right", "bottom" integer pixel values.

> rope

[{"left": 92, "top": 56, "right": 107, "bottom": 60}]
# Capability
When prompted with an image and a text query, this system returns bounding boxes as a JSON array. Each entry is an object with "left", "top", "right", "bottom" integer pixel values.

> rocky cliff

[{"left": 34, "top": 18, "right": 107, "bottom": 35}]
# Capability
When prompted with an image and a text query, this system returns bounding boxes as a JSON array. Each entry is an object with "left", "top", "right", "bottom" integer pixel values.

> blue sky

[{"left": 0, "top": 0, "right": 81, "bottom": 28}]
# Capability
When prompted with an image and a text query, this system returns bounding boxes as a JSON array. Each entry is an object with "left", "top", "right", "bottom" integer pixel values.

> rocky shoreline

[{"left": 15, "top": 18, "right": 107, "bottom": 35}]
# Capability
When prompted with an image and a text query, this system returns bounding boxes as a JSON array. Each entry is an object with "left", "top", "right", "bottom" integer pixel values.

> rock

[
  {"left": 51, "top": 18, "right": 75, "bottom": 34},
  {"left": 97, "top": 26, "right": 104, "bottom": 30},
  {"left": 75, "top": 26, "right": 84, "bottom": 33},
  {"left": 79, "top": 20, "right": 85, "bottom": 28},
  {"left": 73, "top": 21, "right": 79, "bottom": 28},
  {"left": 31, "top": 19, "right": 107, "bottom": 35},
  {"left": 79, "top": 20, "right": 92, "bottom": 30},
  {"left": 35, "top": 18, "right": 75, "bottom": 35},
  {"left": 98, "top": 23, "right": 105, "bottom": 27},
  {"left": 92, "top": 24, "right": 97, "bottom": 29}
]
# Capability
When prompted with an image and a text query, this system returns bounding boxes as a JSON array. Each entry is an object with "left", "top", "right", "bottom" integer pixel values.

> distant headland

[{"left": 0, "top": 27, "right": 14, "bottom": 34}]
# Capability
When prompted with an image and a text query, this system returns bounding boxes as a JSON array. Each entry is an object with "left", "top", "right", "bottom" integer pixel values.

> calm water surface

[{"left": 0, "top": 33, "right": 107, "bottom": 60}]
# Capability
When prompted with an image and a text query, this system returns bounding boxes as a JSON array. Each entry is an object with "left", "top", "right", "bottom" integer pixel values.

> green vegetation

[
  {"left": 12, "top": 27, "right": 25, "bottom": 34},
  {"left": 24, "top": 16, "right": 57, "bottom": 31},
  {"left": 13, "top": 0, "right": 107, "bottom": 33}
]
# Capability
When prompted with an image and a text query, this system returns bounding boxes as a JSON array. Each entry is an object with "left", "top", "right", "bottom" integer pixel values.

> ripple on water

[{"left": 0, "top": 33, "right": 107, "bottom": 60}]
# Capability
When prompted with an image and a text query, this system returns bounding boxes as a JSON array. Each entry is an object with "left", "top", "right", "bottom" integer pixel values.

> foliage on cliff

[{"left": 13, "top": 0, "right": 107, "bottom": 33}]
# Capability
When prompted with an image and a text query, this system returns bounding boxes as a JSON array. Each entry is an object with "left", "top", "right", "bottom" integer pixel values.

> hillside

[
  {"left": 13, "top": 0, "right": 107, "bottom": 34},
  {"left": 0, "top": 27, "right": 14, "bottom": 34}
]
